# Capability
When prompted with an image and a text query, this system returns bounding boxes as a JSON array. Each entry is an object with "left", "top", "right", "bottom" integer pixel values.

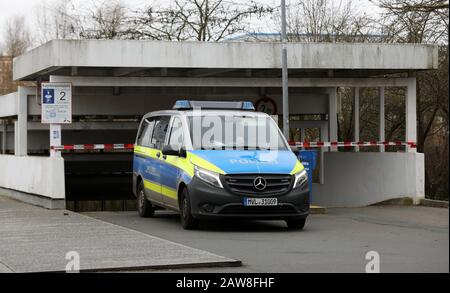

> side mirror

[
  {"left": 162, "top": 145, "right": 186, "bottom": 158},
  {"left": 290, "top": 145, "right": 300, "bottom": 156}
]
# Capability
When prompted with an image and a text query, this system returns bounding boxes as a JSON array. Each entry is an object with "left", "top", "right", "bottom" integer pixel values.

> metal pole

[{"left": 281, "top": 0, "right": 290, "bottom": 139}]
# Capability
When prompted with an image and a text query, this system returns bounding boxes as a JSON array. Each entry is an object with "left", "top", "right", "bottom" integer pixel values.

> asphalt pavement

[{"left": 85, "top": 205, "right": 449, "bottom": 273}]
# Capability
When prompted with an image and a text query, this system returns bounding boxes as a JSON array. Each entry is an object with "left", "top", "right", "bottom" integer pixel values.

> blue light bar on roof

[
  {"left": 173, "top": 100, "right": 191, "bottom": 110},
  {"left": 173, "top": 100, "right": 255, "bottom": 111},
  {"left": 242, "top": 101, "right": 256, "bottom": 110}
]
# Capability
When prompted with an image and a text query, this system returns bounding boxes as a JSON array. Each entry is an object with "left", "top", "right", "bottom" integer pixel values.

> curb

[
  {"left": 374, "top": 197, "right": 448, "bottom": 209},
  {"left": 375, "top": 197, "right": 415, "bottom": 206},
  {"left": 419, "top": 199, "right": 449, "bottom": 209},
  {"left": 311, "top": 205, "right": 327, "bottom": 214}
]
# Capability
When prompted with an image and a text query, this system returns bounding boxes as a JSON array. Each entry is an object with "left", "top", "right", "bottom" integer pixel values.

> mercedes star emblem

[{"left": 253, "top": 177, "right": 267, "bottom": 191}]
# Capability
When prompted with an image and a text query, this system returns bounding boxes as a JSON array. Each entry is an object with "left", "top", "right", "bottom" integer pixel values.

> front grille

[
  {"left": 220, "top": 205, "right": 297, "bottom": 215},
  {"left": 223, "top": 174, "right": 293, "bottom": 196}
]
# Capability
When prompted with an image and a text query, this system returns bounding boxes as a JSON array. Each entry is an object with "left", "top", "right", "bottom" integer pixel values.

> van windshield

[{"left": 187, "top": 114, "right": 288, "bottom": 151}]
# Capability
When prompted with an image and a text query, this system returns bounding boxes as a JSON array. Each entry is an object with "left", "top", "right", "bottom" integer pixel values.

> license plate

[{"left": 244, "top": 197, "right": 278, "bottom": 206}]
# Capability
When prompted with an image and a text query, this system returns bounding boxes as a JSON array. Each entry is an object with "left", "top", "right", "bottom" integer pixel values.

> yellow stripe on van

[
  {"left": 143, "top": 179, "right": 178, "bottom": 200},
  {"left": 143, "top": 179, "right": 159, "bottom": 193},
  {"left": 134, "top": 145, "right": 225, "bottom": 176},
  {"left": 164, "top": 155, "right": 194, "bottom": 177},
  {"left": 290, "top": 160, "right": 305, "bottom": 175},
  {"left": 134, "top": 145, "right": 161, "bottom": 159},
  {"left": 161, "top": 185, "right": 178, "bottom": 200}
]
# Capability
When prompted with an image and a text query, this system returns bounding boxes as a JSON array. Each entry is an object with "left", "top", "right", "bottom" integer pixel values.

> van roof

[{"left": 144, "top": 109, "right": 271, "bottom": 119}]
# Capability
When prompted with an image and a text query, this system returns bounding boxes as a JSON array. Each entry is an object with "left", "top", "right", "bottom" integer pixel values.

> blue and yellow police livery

[{"left": 132, "top": 101, "right": 309, "bottom": 230}]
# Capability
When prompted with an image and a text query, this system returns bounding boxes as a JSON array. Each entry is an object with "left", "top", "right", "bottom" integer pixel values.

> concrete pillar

[
  {"left": 1, "top": 121, "right": 6, "bottom": 154},
  {"left": 379, "top": 87, "right": 385, "bottom": 152},
  {"left": 328, "top": 87, "right": 338, "bottom": 152},
  {"left": 15, "top": 86, "right": 28, "bottom": 156},
  {"left": 406, "top": 78, "right": 417, "bottom": 153},
  {"left": 354, "top": 88, "right": 360, "bottom": 152},
  {"left": 14, "top": 121, "right": 18, "bottom": 154},
  {"left": 320, "top": 123, "right": 328, "bottom": 184}
]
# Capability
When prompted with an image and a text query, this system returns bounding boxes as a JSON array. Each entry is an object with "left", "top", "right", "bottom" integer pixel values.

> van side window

[
  {"left": 168, "top": 117, "right": 184, "bottom": 149},
  {"left": 151, "top": 116, "right": 171, "bottom": 150},
  {"left": 137, "top": 118, "right": 155, "bottom": 147}
]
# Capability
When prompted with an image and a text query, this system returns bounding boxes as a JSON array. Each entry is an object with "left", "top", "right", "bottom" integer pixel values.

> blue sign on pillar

[{"left": 298, "top": 150, "right": 317, "bottom": 202}]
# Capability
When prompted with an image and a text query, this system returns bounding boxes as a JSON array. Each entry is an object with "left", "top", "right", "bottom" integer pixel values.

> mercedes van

[{"left": 133, "top": 101, "right": 309, "bottom": 230}]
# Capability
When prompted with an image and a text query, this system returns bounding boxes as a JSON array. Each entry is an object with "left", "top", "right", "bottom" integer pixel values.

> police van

[{"left": 133, "top": 101, "right": 309, "bottom": 230}]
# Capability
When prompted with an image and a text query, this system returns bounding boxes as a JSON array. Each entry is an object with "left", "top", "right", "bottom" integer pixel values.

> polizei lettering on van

[{"left": 229, "top": 158, "right": 279, "bottom": 164}]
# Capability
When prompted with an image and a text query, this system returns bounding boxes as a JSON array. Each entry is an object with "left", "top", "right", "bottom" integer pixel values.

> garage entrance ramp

[{"left": 0, "top": 196, "right": 241, "bottom": 273}]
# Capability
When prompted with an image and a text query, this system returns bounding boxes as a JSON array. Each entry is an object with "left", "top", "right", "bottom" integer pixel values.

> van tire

[
  {"left": 180, "top": 187, "right": 199, "bottom": 230},
  {"left": 137, "top": 181, "right": 155, "bottom": 218},
  {"left": 286, "top": 218, "right": 306, "bottom": 230}
]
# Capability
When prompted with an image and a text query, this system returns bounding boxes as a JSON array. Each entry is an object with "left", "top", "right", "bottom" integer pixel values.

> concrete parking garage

[{"left": 0, "top": 40, "right": 438, "bottom": 209}]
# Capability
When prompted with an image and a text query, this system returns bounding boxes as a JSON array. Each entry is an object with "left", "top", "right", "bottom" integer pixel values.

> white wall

[
  {"left": 0, "top": 92, "right": 17, "bottom": 117},
  {"left": 312, "top": 152, "right": 425, "bottom": 207},
  {"left": 0, "top": 155, "right": 65, "bottom": 199}
]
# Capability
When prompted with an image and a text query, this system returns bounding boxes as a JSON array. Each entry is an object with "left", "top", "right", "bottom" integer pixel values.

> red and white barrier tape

[
  {"left": 51, "top": 144, "right": 135, "bottom": 151},
  {"left": 291, "top": 141, "right": 417, "bottom": 148},
  {"left": 51, "top": 141, "right": 416, "bottom": 151}
]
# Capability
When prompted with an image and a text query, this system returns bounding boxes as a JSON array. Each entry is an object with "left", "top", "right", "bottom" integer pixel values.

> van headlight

[
  {"left": 293, "top": 169, "right": 308, "bottom": 189},
  {"left": 194, "top": 166, "right": 224, "bottom": 188}
]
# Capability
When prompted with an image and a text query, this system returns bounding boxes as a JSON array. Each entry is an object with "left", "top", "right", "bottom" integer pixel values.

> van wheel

[
  {"left": 286, "top": 218, "right": 306, "bottom": 230},
  {"left": 137, "top": 181, "right": 154, "bottom": 218},
  {"left": 180, "top": 187, "right": 199, "bottom": 230}
]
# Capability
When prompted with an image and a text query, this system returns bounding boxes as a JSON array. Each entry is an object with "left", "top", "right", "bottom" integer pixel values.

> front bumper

[{"left": 188, "top": 176, "right": 310, "bottom": 220}]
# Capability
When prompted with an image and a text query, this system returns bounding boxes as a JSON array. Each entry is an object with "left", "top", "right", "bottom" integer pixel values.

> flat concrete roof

[{"left": 13, "top": 40, "right": 439, "bottom": 81}]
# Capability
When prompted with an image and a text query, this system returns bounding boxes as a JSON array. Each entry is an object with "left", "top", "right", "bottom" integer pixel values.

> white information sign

[{"left": 41, "top": 83, "right": 72, "bottom": 124}]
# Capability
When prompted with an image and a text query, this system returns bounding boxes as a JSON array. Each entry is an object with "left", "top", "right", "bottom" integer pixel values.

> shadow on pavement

[{"left": 150, "top": 212, "right": 305, "bottom": 233}]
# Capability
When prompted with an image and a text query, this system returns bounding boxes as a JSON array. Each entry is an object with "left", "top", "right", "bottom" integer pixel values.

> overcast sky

[{"left": 0, "top": 0, "right": 380, "bottom": 40}]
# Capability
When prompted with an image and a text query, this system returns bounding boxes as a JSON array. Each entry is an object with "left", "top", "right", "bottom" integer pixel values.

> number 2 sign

[
  {"left": 41, "top": 83, "right": 72, "bottom": 124},
  {"left": 255, "top": 96, "right": 277, "bottom": 115}
]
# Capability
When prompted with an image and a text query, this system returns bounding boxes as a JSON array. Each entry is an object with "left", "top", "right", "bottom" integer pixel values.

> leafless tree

[
  {"left": 77, "top": 0, "right": 128, "bottom": 39},
  {"left": 128, "top": 0, "right": 273, "bottom": 41},
  {"left": 35, "top": 0, "right": 77, "bottom": 44},
  {"left": 374, "top": 0, "right": 449, "bottom": 43},
  {"left": 270, "top": 0, "right": 380, "bottom": 43},
  {"left": 34, "top": 0, "right": 128, "bottom": 43},
  {"left": 1, "top": 15, "right": 32, "bottom": 57}
]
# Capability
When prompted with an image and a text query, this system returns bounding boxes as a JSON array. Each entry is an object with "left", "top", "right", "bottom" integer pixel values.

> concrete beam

[
  {"left": 187, "top": 68, "right": 237, "bottom": 77},
  {"left": 14, "top": 40, "right": 439, "bottom": 80},
  {"left": 49, "top": 76, "right": 416, "bottom": 88},
  {"left": 26, "top": 121, "right": 139, "bottom": 131},
  {"left": 113, "top": 67, "right": 147, "bottom": 77}
]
